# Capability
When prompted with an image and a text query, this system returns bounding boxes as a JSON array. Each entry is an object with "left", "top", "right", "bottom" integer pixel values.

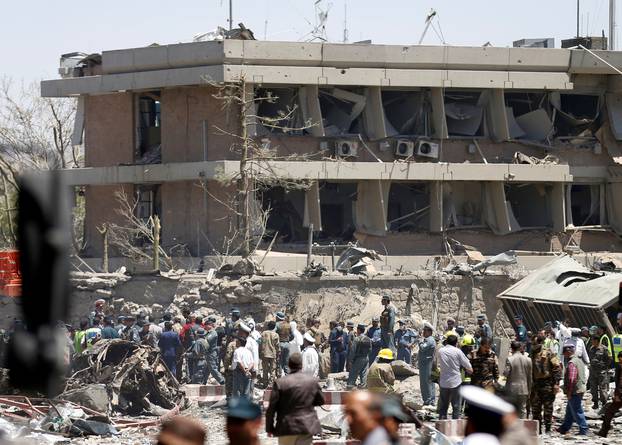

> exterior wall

[
  {"left": 160, "top": 180, "right": 235, "bottom": 256},
  {"left": 84, "top": 184, "right": 133, "bottom": 256},
  {"left": 161, "top": 86, "right": 239, "bottom": 163},
  {"left": 85, "top": 93, "right": 134, "bottom": 167}
]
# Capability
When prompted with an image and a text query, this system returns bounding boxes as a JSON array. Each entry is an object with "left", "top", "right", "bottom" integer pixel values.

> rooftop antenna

[
  {"left": 229, "top": 0, "right": 233, "bottom": 31},
  {"left": 577, "top": 0, "right": 580, "bottom": 38},
  {"left": 343, "top": 1, "right": 349, "bottom": 43},
  {"left": 609, "top": 0, "right": 617, "bottom": 51},
  {"left": 310, "top": 0, "right": 331, "bottom": 42},
  {"left": 418, "top": 9, "right": 437, "bottom": 45}
]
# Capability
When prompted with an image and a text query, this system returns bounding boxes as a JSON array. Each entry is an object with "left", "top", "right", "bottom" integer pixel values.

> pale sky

[{"left": 1, "top": 0, "right": 617, "bottom": 84}]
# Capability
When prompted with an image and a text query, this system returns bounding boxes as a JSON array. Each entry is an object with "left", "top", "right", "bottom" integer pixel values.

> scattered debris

[
  {"left": 512, "top": 151, "right": 559, "bottom": 165},
  {"left": 593, "top": 255, "right": 622, "bottom": 271},
  {"left": 63, "top": 340, "right": 186, "bottom": 417},
  {"left": 335, "top": 246, "right": 382, "bottom": 275},
  {"left": 444, "top": 250, "right": 517, "bottom": 275},
  {"left": 302, "top": 261, "right": 328, "bottom": 278}
]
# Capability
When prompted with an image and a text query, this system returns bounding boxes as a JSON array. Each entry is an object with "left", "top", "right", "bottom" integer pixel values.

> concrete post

[{"left": 153, "top": 215, "right": 161, "bottom": 271}]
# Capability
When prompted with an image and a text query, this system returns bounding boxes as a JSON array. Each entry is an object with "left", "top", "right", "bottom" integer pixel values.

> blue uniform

[
  {"left": 329, "top": 328, "right": 347, "bottom": 373},
  {"left": 396, "top": 329, "right": 416, "bottom": 363},
  {"left": 159, "top": 330, "right": 181, "bottom": 375},
  {"left": 418, "top": 335, "right": 436, "bottom": 406},
  {"left": 366, "top": 326, "right": 382, "bottom": 363}
]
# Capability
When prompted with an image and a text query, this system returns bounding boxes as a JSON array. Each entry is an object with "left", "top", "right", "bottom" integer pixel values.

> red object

[{"left": 0, "top": 249, "right": 21, "bottom": 297}]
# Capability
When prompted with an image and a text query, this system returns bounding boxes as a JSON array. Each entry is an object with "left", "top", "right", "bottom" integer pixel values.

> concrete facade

[{"left": 42, "top": 40, "right": 622, "bottom": 258}]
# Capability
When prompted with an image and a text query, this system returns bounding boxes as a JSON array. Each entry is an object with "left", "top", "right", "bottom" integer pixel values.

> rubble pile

[{"left": 63, "top": 340, "right": 186, "bottom": 417}]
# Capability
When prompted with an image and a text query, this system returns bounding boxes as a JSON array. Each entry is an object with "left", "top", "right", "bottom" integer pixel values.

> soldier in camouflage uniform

[
  {"left": 223, "top": 334, "right": 238, "bottom": 398},
  {"left": 530, "top": 334, "right": 562, "bottom": 434},
  {"left": 588, "top": 335, "right": 611, "bottom": 411},
  {"left": 467, "top": 336, "right": 499, "bottom": 390}
]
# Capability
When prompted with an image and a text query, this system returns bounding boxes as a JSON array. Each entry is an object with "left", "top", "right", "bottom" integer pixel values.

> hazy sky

[{"left": 1, "top": 0, "right": 616, "bottom": 84}]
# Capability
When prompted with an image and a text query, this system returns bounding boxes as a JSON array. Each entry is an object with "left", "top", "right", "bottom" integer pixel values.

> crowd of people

[{"left": 5, "top": 294, "right": 622, "bottom": 443}]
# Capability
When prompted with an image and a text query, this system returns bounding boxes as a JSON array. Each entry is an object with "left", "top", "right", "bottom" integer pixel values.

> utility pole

[
  {"left": 611, "top": 0, "right": 617, "bottom": 50},
  {"left": 229, "top": 0, "right": 233, "bottom": 31}
]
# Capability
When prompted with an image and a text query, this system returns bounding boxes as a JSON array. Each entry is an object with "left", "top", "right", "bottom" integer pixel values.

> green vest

[{"left": 565, "top": 356, "right": 587, "bottom": 395}]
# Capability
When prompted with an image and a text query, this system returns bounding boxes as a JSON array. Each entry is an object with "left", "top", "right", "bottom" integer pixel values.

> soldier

[
  {"left": 260, "top": 320, "right": 279, "bottom": 388},
  {"left": 367, "top": 317, "right": 382, "bottom": 363},
  {"left": 467, "top": 336, "right": 499, "bottom": 390},
  {"left": 190, "top": 329, "right": 209, "bottom": 384},
  {"left": 588, "top": 335, "right": 611, "bottom": 412},
  {"left": 205, "top": 317, "right": 225, "bottom": 385},
  {"left": 530, "top": 334, "right": 562, "bottom": 434},
  {"left": 347, "top": 324, "right": 371, "bottom": 389},
  {"left": 275, "top": 312, "right": 292, "bottom": 375},
  {"left": 225, "top": 308, "right": 242, "bottom": 343},
  {"left": 380, "top": 295, "right": 396, "bottom": 352},
  {"left": 224, "top": 329, "right": 239, "bottom": 398},
  {"left": 310, "top": 319, "right": 325, "bottom": 349},
  {"left": 597, "top": 350, "right": 622, "bottom": 437}
]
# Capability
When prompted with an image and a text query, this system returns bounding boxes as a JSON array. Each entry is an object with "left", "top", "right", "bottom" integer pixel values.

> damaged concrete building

[{"left": 42, "top": 40, "right": 622, "bottom": 259}]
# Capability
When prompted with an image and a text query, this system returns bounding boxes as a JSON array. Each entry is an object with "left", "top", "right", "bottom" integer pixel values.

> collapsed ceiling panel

[
  {"left": 319, "top": 88, "right": 366, "bottom": 136},
  {"left": 382, "top": 90, "right": 429, "bottom": 136},
  {"left": 444, "top": 91, "right": 486, "bottom": 137}
]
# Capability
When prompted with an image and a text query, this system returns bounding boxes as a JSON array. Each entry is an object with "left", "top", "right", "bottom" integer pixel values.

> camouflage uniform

[
  {"left": 467, "top": 348, "right": 499, "bottom": 390},
  {"left": 588, "top": 343, "right": 611, "bottom": 410},
  {"left": 530, "top": 343, "right": 562, "bottom": 433},
  {"left": 223, "top": 339, "right": 237, "bottom": 398}
]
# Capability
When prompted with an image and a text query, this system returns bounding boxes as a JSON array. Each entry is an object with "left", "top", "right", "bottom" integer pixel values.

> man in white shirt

[
  {"left": 231, "top": 336, "right": 254, "bottom": 398},
  {"left": 437, "top": 334, "right": 472, "bottom": 419},
  {"left": 302, "top": 333, "right": 319, "bottom": 377},
  {"left": 290, "top": 321, "right": 304, "bottom": 354}
]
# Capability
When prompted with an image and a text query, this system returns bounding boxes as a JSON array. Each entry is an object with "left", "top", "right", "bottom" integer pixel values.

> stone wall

[{"left": 0, "top": 272, "right": 518, "bottom": 337}]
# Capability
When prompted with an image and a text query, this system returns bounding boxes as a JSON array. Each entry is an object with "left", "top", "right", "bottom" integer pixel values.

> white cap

[
  {"left": 459, "top": 385, "right": 514, "bottom": 416},
  {"left": 422, "top": 322, "right": 434, "bottom": 331},
  {"left": 463, "top": 433, "right": 500, "bottom": 445},
  {"left": 238, "top": 322, "right": 251, "bottom": 334},
  {"left": 303, "top": 332, "right": 315, "bottom": 343}
]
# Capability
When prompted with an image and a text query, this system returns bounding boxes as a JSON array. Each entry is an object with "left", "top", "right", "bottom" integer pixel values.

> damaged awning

[{"left": 498, "top": 255, "right": 622, "bottom": 333}]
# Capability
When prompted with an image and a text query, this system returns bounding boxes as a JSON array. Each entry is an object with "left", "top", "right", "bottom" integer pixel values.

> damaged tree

[{"left": 203, "top": 75, "right": 316, "bottom": 258}]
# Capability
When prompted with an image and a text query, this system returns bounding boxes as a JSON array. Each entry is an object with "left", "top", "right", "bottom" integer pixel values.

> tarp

[{"left": 499, "top": 255, "right": 622, "bottom": 308}]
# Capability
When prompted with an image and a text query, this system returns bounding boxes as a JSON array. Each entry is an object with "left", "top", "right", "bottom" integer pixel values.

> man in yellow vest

[{"left": 612, "top": 313, "right": 622, "bottom": 364}]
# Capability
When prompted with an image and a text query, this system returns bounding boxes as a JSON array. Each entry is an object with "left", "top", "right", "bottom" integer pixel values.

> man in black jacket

[{"left": 265, "top": 352, "right": 325, "bottom": 445}]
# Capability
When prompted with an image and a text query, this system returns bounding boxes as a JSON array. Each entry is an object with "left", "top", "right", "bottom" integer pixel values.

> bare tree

[
  {"left": 0, "top": 78, "right": 81, "bottom": 247},
  {"left": 202, "top": 76, "right": 318, "bottom": 259},
  {"left": 105, "top": 190, "right": 173, "bottom": 270}
]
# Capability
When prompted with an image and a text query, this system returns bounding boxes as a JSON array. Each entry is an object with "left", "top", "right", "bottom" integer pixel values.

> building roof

[{"left": 499, "top": 255, "right": 622, "bottom": 308}]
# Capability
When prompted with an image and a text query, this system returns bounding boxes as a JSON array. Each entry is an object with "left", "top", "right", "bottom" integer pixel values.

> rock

[
  {"left": 60, "top": 383, "right": 109, "bottom": 414},
  {"left": 391, "top": 360, "right": 417, "bottom": 377}
]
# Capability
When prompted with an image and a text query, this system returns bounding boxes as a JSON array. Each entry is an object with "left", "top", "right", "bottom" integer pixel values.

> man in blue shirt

[
  {"left": 101, "top": 316, "right": 119, "bottom": 339},
  {"left": 367, "top": 318, "right": 382, "bottom": 363},
  {"left": 418, "top": 323, "right": 437, "bottom": 406},
  {"left": 159, "top": 321, "right": 181, "bottom": 376},
  {"left": 514, "top": 315, "right": 528, "bottom": 344}
]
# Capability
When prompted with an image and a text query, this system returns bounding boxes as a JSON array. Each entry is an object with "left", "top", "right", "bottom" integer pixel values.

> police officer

[
  {"left": 418, "top": 323, "right": 436, "bottom": 406},
  {"left": 380, "top": 295, "right": 397, "bottom": 352},
  {"left": 396, "top": 323, "right": 416, "bottom": 364},
  {"left": 329, "top": 322, "right": 347, "bottom": 373},
  {"left": 588, "top": 335, "right": 611, "bottom": 412},
  {"left": 367, "top": 317, "right": 382, "bottom": 363},
  {"left": 476, "top": 314, "right": 493, "bottom": 342},
  {"left": 345, "top": 321, "right": 355, "bottom": 371},
  {"left": 514, "top": 314, "right": 528, "bottom": 344},
  {"left": 205, "top": 316, "right": 225, "bottom": 385},
  {"left": 347, "top": 324, "right": 371, "bottom": 388}
]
